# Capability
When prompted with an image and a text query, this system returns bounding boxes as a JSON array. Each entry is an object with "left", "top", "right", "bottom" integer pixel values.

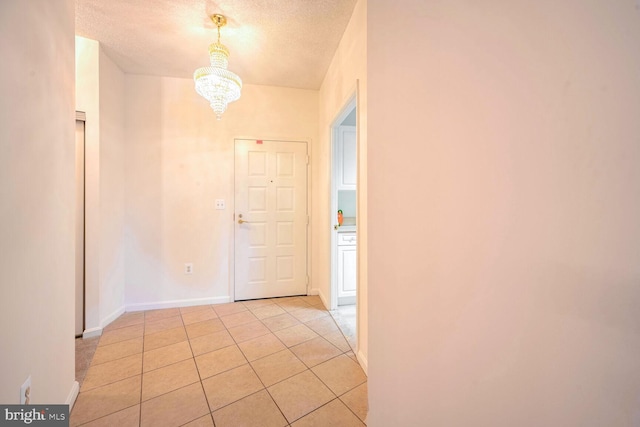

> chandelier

[{"left": 194, "top": 14, "right": 242, "bottom": 120}]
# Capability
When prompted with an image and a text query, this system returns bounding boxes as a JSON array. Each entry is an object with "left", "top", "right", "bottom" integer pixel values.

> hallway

[{"left": 71, "top": 296, "right": 367, "bottom": 426}]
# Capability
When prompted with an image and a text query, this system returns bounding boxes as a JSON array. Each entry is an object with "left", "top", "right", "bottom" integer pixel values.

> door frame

[
  {"left": 230, "top": 137, "right": 312, "bottom": 302},
  {"left": 330, "top": 94, "right": 358, "bottom": 311},
  {"left": 75, "top": 111, "right": 86, "bottom": 337}
]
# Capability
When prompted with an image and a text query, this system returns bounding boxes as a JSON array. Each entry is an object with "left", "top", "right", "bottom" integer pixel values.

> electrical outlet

[
  {"left": 184, "top": 263, "right": 193, "bottom": 275},
  {"left": 20, "top": 376, "right": 31, "bottom": 405},
  {"left": 215, "top": 199, "right": 225, "bottom": 210}
]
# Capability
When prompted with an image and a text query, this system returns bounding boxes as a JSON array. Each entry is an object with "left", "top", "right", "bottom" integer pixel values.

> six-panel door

[{"left": 234, "top": 139, "right": 308, "bottom": 300}]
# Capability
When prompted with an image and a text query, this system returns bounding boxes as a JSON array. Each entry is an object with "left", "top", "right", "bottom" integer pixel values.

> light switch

[{"left": 215, "top": 199, "right": 225, "bottom": 210}]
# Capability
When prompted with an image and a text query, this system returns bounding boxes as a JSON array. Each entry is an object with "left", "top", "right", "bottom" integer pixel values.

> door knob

[{"left": 238, "top": 219, "right": 250, "bottom": 224}]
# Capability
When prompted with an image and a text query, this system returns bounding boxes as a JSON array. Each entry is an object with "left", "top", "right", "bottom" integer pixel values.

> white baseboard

[
  {"left": 66, "top": 381, "right": 80, "bottom": 408},
  {"left": 82, "top": 306, "right": 125, "bottom": 338},
  {"left": 317, "top": 290, "right": 330, "bottom": 311},
  {"left": 101, "top": 305, "right": 126, "bottom": 329},
  {"left": 82, "top": 327, "right": 102, "bottom": 339},
  {"left": 357, "top": 349, "right": 368, "bottom": 375},
  {"left": 125, "top": 296, "right": 231, "bottom": 312},
  {"left": 307, "top": 288, "right": 320, "bottom": 296}
]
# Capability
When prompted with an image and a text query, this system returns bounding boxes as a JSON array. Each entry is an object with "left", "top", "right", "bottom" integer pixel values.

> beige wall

[
  {"left": 98, "top": 49, "right": 126, "bottom": 324},
  {"left": 124, "top": 76, "right": 318, "bottom": 309},
  {"left": 75, "top": 36, "right": 100, "bottom": 331},
  {"left": 76, "top": 37, "right": 127, "bottom": 332},
  {"left": 0, "top": 0, "right": 76, "bottom": 403},
  {"left": 368, "top": 0, "right": 640, "bottom": 425},
  {"left": 317, "top": 0, "right": 368, "bottom": 369}
]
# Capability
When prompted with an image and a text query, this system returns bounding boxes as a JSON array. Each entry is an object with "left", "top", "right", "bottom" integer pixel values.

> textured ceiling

[{"left": 75, "top": 0, "right": 358, "bottom": 90}]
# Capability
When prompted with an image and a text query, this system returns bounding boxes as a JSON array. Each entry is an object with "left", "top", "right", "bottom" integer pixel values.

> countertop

[{"left": 337, "top": 225, "right": 356, "bottom": 233}]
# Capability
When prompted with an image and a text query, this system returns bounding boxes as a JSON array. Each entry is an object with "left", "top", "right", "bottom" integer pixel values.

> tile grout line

[
  {"left": 288, "top": 360, "right": 366, "bottom": 425},
  {"left": 177, "top": 308, "right": 215, "bottom": 427},
  {"left": 283, "top": 305, "right": 366, "bottom": 422},
  {"left": 74, "top": 403, "right": 140, "bottom": 426},
  {"left": 71, "top": 331, "right": 141, "bottom": 426},
  {"left": 329, "top": 308, "right": 358, "bottom": 354},
  {"left": 259, "top": 300, "right": 355, "bottom": 424},
  {"left": 123, "top": 308, "right": 212, "bottom": 425},
  {"left": 138, "top": 309, "right": 147, "bottom": 427},
  {"left": 86, "top": 336, "right": 143, "bottom": 368},
  {"left": 76, "top": 297, "right": 360, "bottom": 427},
  {"left": 337, "top": 384, "right": 369, "bottom": 425},
  {"left": 250, "top": 307, "right": 307, "bottom": 426},
  {"left": 81, "top": 339, "right": 356, "bottom": 404},
  {"left": 197, "top": 304, "right": 263, "bottom": 424},
  {"left": 196, "top": 297, "right": 325, "bottom": 423}
]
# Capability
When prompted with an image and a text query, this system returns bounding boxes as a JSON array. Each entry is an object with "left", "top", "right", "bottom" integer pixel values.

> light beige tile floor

[
  {"left": 331, "top": 304, "right": 357, "bottom": 352},
  {"left": 72, "top": 296, "right": 367, "bottom": 426}
]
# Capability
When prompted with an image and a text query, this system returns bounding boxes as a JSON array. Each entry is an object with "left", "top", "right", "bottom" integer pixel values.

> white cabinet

[
  {"left": 337, "top": 126, "right": 356, "bottom": 190},
  {"left": 337, "top": 232, "right": 356, "bottom": 306}
]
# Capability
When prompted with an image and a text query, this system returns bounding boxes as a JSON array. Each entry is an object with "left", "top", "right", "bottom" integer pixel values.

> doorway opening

[
  {"left": 75, "top": 112, "right": 86, "bottom": 338},
  {"left": 330, "top": 95, "right": 357, "bottom": 352}
]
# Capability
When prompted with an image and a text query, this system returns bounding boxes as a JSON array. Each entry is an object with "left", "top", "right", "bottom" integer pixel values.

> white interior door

[
  {"left": 75, "top": 120, "right": 85, "bottom": 336},
  {"left": 234, "top": 139, "right": 308, "bottom": 300}
]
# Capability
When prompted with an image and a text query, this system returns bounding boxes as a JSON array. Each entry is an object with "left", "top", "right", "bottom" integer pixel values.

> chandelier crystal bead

[{"left": 193, "top": 15, "right": 242, "bottom": 120}]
